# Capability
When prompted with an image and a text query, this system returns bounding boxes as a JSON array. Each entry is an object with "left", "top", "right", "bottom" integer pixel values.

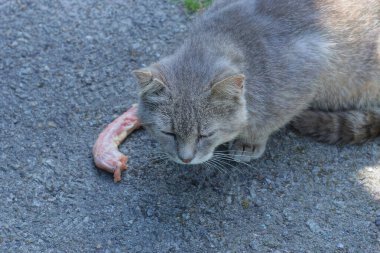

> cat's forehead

[
  {"left": 158, "top": 54, "right": 220, "bottom": 92},
  {"left": 169, "top": 97, "right": 212, "bottom": 134}
]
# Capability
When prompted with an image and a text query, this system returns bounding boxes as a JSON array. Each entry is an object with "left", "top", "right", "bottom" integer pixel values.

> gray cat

[{"left": 133, "top": 0, "right": 380, "bottom": 164}]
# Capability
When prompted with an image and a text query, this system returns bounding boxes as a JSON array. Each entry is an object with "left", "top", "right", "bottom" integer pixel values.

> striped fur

[{"left": 291, "top": 109, "right": 380, "bottom": 144}]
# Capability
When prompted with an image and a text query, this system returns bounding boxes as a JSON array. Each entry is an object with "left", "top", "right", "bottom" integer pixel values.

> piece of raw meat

[{"left": 93, "top": 104, "right": 141, "bottom": 182}]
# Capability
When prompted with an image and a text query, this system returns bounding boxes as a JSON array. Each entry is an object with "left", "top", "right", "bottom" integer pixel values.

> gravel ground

[{"left": 1, "top": 0, "right": 379, "bottom": 252}]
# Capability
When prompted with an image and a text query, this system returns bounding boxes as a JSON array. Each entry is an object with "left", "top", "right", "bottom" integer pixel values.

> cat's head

[{"left": 133, "top": 59, "right": 247, "bottom": 165}]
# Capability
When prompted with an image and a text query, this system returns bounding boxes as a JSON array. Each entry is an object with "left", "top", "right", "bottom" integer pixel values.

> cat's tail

[{"left": 290, "top": 108, "right": 380, "bottom": 144}]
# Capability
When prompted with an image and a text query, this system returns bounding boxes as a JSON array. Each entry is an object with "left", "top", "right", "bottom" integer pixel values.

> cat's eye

[
  {"left": 161, "top": 131, "right": 176, "bottom": 138},
  {"left": 199, "top": 131, "right": 216, "bottom": 139}
]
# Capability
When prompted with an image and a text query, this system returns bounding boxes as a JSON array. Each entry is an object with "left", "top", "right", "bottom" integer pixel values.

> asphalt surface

[{"left": 0, "top": 0, "right": 379, "bottom": 252}]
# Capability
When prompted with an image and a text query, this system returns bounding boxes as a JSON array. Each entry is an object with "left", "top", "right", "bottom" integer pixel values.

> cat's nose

[
  {"left": 179, "top": 154, "right": 194, "bottom": 164},
  {"left": 181, "top": 158, "right": 192, "bottom": 164},
  {"left": 178, "top": 144, "right": 195, "bottom": 164}
]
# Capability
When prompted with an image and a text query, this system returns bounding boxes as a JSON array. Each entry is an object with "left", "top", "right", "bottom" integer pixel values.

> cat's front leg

[{"left": 228, "top": 129, "right": 268, "bottom": 162}]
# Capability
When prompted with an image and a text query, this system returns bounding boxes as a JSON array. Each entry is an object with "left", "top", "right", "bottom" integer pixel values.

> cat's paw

[{"left": 228, "top": 139, "right": 266, "bottom": 162}]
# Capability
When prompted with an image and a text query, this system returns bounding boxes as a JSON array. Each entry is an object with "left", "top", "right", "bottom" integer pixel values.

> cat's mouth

[{"left": 171, "top": 152, "right": 213, "bottom": 165}]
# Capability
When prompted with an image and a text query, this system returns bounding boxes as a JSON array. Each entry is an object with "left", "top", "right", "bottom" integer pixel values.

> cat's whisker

[
  {"left": 210, "top": 158, "right": 237, "bottom": 175},
  {"left": 215, "top": 150, "right": 259, "bottom": 159},
  {"left": 212, "top": 157, "right": 243, "bottom": 175},
  {"left": 151, "top": 152, "right": 167, "bottom": 156},
  {"left": 213, "top": 151, "right": 252, "bottom": 160},
  {"left": 204, "top": 162, "right": 219, "bottom": 173},
  {"left": 213, "top": 152, "right": 253, "bottom": 165},
  {"left": 213, "top": 154, "right": 251, "bottom": 168},
  {"left": 149, "top": 157, "right": 166, "bottom": 162},
  {"left": 203, "top": 161, "right": 217, "bottom": 172},
  {"left": 150, "top": 151, "right": 168, "bottom": 156},
  {"left": 203, "top": 162, "right": 214, "bottom": 173},
  {"left": 213, "top": 153, "right": 250, "bottom": 167},
  {"left": 214, "top": 161, "right": 228, "bottom": 174},
  {"left": 209, "top": 158, "right": 229, "bottom": 170},
  {"left": 148, "top": 158, "right": 167, "bottom": 165},
  {"left": 148, "top": 151, "right": 170, "bottom": 165},
  {"left": 205, "top": 160, "right": 226, "bottom": 174},
  {"left": 208, "top": 161, "right": 224, "bottom": 173},
  {"left": 215, "top": 150, "right": 256, "bottom": 155}
]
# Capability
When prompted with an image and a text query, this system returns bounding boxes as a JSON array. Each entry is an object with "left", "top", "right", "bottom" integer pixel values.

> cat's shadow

[
  {"left": 124, "top": 127, "right": 379, "bottom": 209},
  {"left": 115, "top": 127, "right": 379, "bottom": 250}
]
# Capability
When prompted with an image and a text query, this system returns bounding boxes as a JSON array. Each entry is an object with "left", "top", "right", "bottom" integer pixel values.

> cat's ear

[
  {"left": 211, "top": 74, "right": 245, "bottom": 99},
  {"left": 133, "top": 68, "right": 154, "bottom": 87},
  {"left": 133, "top": 68, "right": 168, "bottom": 104},
  {"left": 140, "top": 78, "right": 166, "bottom": 97}
]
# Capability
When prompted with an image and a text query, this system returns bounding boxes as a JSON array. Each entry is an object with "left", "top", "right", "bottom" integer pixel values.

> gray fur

[{"left": 134, "top": 0, "right": 380, "bottom": 164}]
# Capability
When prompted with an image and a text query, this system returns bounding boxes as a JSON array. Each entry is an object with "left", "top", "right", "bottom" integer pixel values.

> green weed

[{"left": 183, "top": 0, "right": 213, "bottom": 12}]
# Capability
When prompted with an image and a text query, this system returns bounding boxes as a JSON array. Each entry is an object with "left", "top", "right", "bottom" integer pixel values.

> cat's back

[
  {"left": 204, "top": 0, "right": 380, "bottom": 109},
  {"left": 313, "top": 0, "right": 380, "bottom": 110},
  {"left": 205, "top": 0, "right": 379, "bottom": 38},
  {"left": 203, "top": 0, "right": 318, "bottom": 33}
]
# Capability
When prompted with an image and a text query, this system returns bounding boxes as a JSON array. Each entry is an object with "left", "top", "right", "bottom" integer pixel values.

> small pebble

[
  {"left": 47, "top": 121, "right": 58, "bottom": 128},
  {"left": 11, "top": 41, "right": 18, "bottom": 47},
  {"left": 249, "top": 240, "right": 259, "bottom": 250},
  {"left": 182, "top": 212, "right": 190, "bottom": 220},
  {"left": 43, "top": 158, "right": 55, "bottom": 167},
  {"left": 47, "top": 197, "right": 56, "bottom": 202},
  {"left": 32, "top": 199, "right": 42, "bottom": 207},
  {"left": 226, "top": 195, "right": 232, "bottom": 204},
  {"left": 146, "top": 207, "right": 155, "bottom": 217},
  {"left": 337, "top": 243, "right": 344, "bottom": 249},
  {"left": 37, "top": 82, "right": 44, "bottom": 88},
  {"left": 306, "top": 219, "right": 323, "bottom": 234}
]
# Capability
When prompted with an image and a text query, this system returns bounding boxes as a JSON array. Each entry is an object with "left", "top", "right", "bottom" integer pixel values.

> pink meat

[{"left": 93, "top": 104, "right": 141, "bottom": 182}]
